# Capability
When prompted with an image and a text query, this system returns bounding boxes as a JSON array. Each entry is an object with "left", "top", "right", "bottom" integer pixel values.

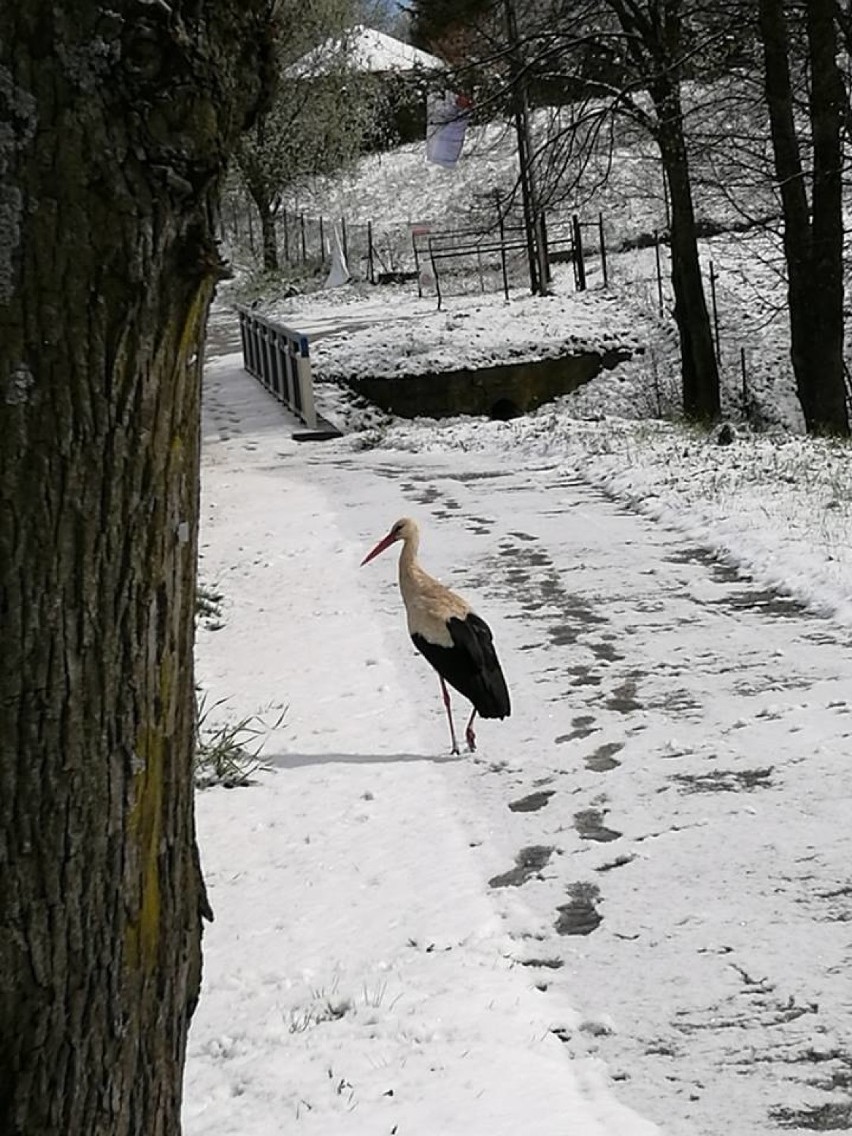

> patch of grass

[
  {"left": 289, "top": 996, "right": 353, "bottom": 1034},
  {"left": 194, "top": 694, "right": 286, "bottom": 789},
  {"left": 287, "top": 978, "right": 400, "bottom": 1036}
]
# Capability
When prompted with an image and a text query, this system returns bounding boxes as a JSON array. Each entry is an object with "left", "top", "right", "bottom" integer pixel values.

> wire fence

[
  {"left": 221, "top": 190, "right": 686, "bottom": 321},
  {"left": 221, "top": 192, "right": 852, "bottom": 425},
  {"left": 221, "top": 195, "right": 622, "bottom": 302}
]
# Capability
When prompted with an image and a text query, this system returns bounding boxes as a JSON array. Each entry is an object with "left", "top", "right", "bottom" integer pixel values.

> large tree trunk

[
  {"left": 257, "top": 198, "right": 281, "bottom": 272},
  {"left": 0, "top": 4, "right": 271, "bottom": 1134},
  {"left": 606, "top": 0, "right": 720, "bottom": 423},
  {"left": 246, "top": 174, "right": 280, "bottom": 271},
  {"left": 656, "top": 94, "right": 721, "bottom": 423},
  {"left": 759, "top": 0, "right": 849, "bottom": 435},
  {"left": 240, "top": 108, "right": 281, "bottom": 273},
  {"left": 802, "top": 0, "right": 848, "bottom": 434}
]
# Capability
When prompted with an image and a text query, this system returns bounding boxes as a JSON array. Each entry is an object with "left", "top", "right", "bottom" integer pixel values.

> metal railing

[{"left": 237, "top": 306, "right": 316, "bottom": 429}]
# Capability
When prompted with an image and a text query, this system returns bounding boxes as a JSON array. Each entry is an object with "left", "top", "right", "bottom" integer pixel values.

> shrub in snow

[{"left": 194, "top": 694, "right": 285, "bottom": 789}]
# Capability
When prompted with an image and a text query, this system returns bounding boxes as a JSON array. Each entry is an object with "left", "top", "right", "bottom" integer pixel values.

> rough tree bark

[
  {"left": 758, "top": 0, "right": 849, "bottom": 435},
  {"left": 654, "top": 80, "right": 721, "bottom": 423},
  {"left": 249, "top": 186, "right": 281, "bottom": 272},
  {"left": 0, "top": 3, "right": 272, "bottom": 1133},
  {"left": 260, "top": 206, "right": 281, "bottom": 271},
  {"left": 242, "top": 113, "right": 281, "bottom": 272},
  {"left": 605, "top": 0, "right": 721, "bottom": 423}
]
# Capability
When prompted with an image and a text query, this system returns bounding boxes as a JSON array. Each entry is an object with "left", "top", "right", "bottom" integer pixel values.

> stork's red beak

[{"left": 360, "top": 530, "right": 397, "bottom": 566}]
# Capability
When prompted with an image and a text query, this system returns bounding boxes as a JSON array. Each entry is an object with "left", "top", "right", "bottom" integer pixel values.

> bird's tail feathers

[{"left": 473, "top": 669, "right": 511, "bottom": 719}]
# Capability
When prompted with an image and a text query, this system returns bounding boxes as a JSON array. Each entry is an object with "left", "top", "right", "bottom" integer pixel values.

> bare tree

[
  {"left": 759, "top": 0, "right": 849, "bottom": 435},
  {"left": 408, "top": 0, "right": 723, "bottom": 422},
  {"left": 575, "top": 0, "right": 721, "bottom": 422},
  {"left": 0, "top": 2, "right": 273, "bottom": 1132},
  {"left": 236, "top": 0, "right": 378, "bottom": 271}
]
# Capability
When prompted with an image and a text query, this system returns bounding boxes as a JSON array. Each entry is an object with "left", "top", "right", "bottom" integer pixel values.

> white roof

[{"left": 291, "top": 25, "right": 444, "bottom": 77}]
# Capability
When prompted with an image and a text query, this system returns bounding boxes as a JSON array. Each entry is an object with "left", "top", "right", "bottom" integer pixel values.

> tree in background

[
  {"left": 601, "top": 0, "right": 720, "bottom": 423},
  {"left": 350, "top": 0, "right": 852, "bottom": 433},
  {"left": 0, "top": 2, "right": 272, "bottom": 1132},
  {"left": 408, "top": 0, "right": 722, "bottom": 422},
  {"left": 758, "top": 0, "right": 849, "bottom": 436},
  {"left": 236, "top": 0, "right": 379, "bottom": 271}
]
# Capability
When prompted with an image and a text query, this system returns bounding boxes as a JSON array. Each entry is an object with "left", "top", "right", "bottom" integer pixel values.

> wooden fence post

[
  {"left": 709, "top": 259, "right": 721, "bottom": 361},
  {"left": 598, "top": 212, "right": 608, "bottom": 288},
  {"left": 572, "top": 213, "right": 586, "bottom": 291}
]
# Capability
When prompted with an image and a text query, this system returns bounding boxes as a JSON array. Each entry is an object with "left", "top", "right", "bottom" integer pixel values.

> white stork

[{"left": 361, "top": 517, "right": 511, "bottom": 754}]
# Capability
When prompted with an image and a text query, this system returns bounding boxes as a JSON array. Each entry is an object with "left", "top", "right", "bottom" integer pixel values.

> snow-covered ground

[
  {"left": 269, "top": 271, "right": 642, "bottom": 380},
  {"left": 184, "top": 338, "right": 852, "bottom": 1135},
  {"left": 193, "top": 97, "right": 852, "bottom": 1131},
  {"left": 252, "top": 227, "right": 801, "bottom": 432}
]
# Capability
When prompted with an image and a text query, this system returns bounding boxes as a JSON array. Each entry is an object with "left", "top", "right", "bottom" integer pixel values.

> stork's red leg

[
  {"left": 465, "top": 708, "right": 477, "bottom": 753},
  {"left": 439, "top": 676, "right": 460, "bottom": 755}
]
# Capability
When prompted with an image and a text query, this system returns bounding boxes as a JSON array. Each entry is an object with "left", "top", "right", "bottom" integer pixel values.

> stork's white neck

[
  {"left": 398, "top": 532, "right": 425, "bottom": 608},
  {"left": 396, "top": 531, "right": 457, "bottom": 645},
  {"left": 399, "top": 529, "right": 420, "bottom": 575}
]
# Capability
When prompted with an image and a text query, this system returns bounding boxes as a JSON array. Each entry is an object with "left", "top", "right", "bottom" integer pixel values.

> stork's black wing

[{"left": 413, "top": 612, "right": 511, "bottom": 719}]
